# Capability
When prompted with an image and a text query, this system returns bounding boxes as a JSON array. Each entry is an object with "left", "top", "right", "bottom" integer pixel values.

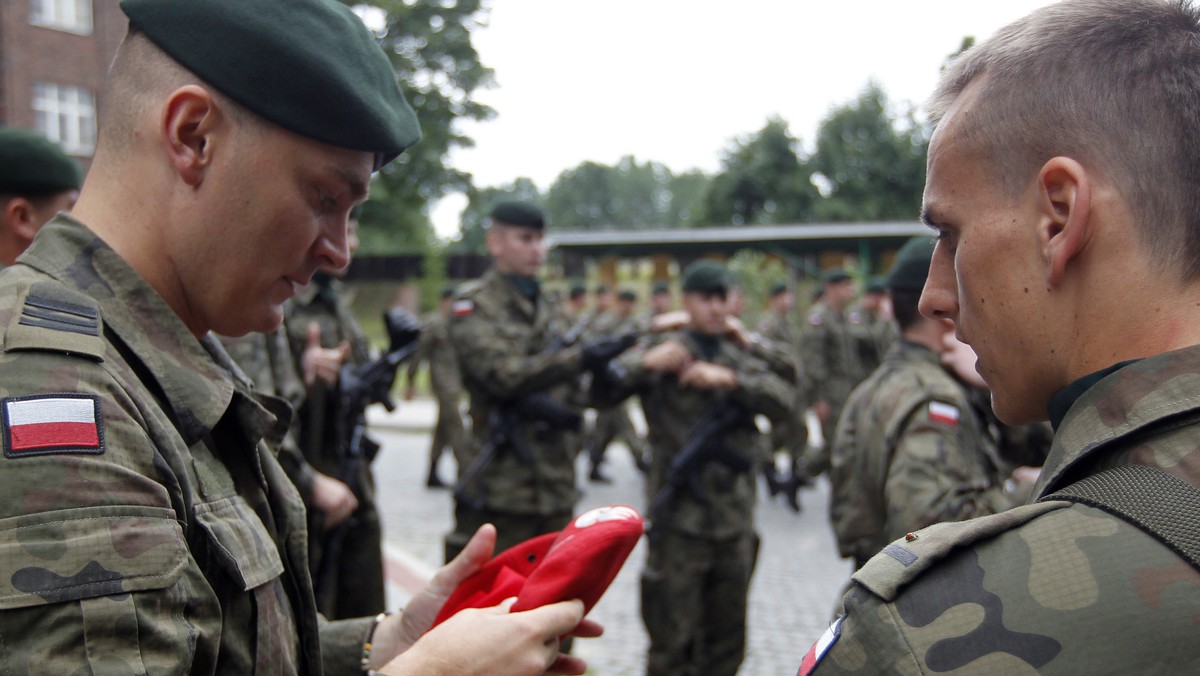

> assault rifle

[
  {"left": 314, "top": 306, "right": 423, "bottom": 613},
  {"left": 453, "top": 319, "right": 637, "bottom": 510},
  {"left": 646, "top": 401, "right": 755, "bottom": 542}
]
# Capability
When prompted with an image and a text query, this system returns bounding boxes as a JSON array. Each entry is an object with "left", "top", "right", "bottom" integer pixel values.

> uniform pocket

[{"left": 193, "top": 495, "right": 284, "bottom": 591}]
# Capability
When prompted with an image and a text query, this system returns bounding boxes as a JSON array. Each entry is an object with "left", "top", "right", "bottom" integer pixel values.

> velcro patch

[
  {"left": 928, "top": 401, "right": 960, "bottom": 426},
  {"left": 3, "top": 394, "right": 104, "bottom": 458},
  {"left": 798, "top": 615, "right": 844, "bottom": 675},
  {"left": 452, "top": 300, "right": 474, "bottom": 317}
]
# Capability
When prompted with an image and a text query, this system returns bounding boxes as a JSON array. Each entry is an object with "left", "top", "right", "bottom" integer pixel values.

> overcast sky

[{"left": 427, "top": 0, "right": 1059, "bottom": 237}]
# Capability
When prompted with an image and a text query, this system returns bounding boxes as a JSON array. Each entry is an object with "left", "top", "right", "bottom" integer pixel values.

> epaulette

[
  {"left": 4, "top": 282, "right": 105, "bottom": 362},
  {"left": 851, "top": 501, "right": 1069, "bottom": 602}
]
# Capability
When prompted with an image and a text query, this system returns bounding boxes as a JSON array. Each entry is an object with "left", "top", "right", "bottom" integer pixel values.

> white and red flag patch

[
  {"left": 798, "top": 615, "right": 844, "bottom": 675},
  {"left": 452, "top": 299, "right": 474, "bottom": 317},
  {"left": 3, "top": 395, "right": 104, "bottom": 458},
  {"left": 928, "top": 401, "right": 960, "bottom": 427}
]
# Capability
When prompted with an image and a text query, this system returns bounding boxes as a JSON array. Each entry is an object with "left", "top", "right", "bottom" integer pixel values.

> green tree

[
  {"left": 543, "top": 156, "right": 710, "bottom": 230},
  {"left": 698, "top": 117, "right": 818, "bottom": 226},
  {"left": 810, "top": 82, "right": 929, "bottom": 222},
  {"left": 450, "top": 178, "right": 542, "bottom": 254},
  {"left": 344, "top": 1, "right": 495, "bottom": 254}
]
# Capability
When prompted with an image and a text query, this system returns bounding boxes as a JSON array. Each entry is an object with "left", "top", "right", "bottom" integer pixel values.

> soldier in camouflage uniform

[
  {"left": 0, "top": 129, "right": 81, "bottom": 267},
  {"left": 285, "top": 212, "right": 385, "bottom": 620},
  {"left": 606, "top": 260, "right": 793, "bottom": 676},
  {"left": 802, "top": 2, "right": 1200, "bottom": 673},
  {"left": 445, "top": 201, "right": 633, "bottom": 561},
  {"left": 846, "top": 276, "right": 897, "bottom": 378},
  {"left": 828, "top": 238, "right": 1034, "bottom": 570},
  {"left": 756, "top": 280, "right": 810, "bottom": 510},
  {"left": 405, "top": 286, "right": 465, "bottom": 488},
  {"left": 799, "top": 269, "right": 862, "bottom": 477},
  {"left": 583, "top": 288, "right": 648, "bottom": 481},
  {"left": 0, "top": 1, "right": 598, "bottom": 673}
]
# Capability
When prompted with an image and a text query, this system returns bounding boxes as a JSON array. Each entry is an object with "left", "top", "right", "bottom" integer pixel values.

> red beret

[{"left": 432, "top": 505, "right": 644, "bottom": 627}]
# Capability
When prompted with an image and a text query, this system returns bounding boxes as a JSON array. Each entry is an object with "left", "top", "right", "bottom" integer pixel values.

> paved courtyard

[{"left": 369, "top": 400, "right": 851, "bottom": 676}]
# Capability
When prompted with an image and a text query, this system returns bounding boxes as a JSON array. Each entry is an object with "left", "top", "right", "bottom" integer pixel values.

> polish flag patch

[
  {"left": 452, "top": 300, "right": 474, "bottom": 317},
  {"left": 928, "top": 401, "right": 960, "bottom": 427},
  {"left": 3, "top": 395, "right": 104, "bottom": 458},
  {"left": 798, "top": 615, "right": 844, "bottom": 675}
]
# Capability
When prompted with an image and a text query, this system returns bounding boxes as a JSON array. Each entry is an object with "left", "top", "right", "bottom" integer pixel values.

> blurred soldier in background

[
  {"left": 756, "top": 281, "right": 810, "bottom": 511},
  {"left": 606, "top": 260, "right": 792, "bottom": 676},
  {"left": 445, "top": 201, "right": 633, "bottom": 560},
  {"left": 847, "top": 276, "right": 896, "bottom": 377},
  {"left": 583, "top": 289, "right": 649, "bottom": 481},
  {"left": 800, "top": 269, "right": 862, "bottom": 477},
  {"left": 828, "top": 237, "right": 1036, "bottom": 571},
  {"left": 0, "top": 128, "right": 81, "bottom": 266},
  {"left": 286, "top": 207, "right": 385, "bottom": 619},
  {"left": 405, "top": 285, "right": 466, "bottom": 488}
]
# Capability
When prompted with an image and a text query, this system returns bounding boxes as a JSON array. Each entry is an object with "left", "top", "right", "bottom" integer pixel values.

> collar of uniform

[
  {"left": 19, "top": 214, "right": 236, "bottom": 445},
  {"left": 684, "top": 329, "right": 723, "bottom": 362},
  {"left": 482, "top": 268, "right": 537, "bottom": 322},
  {"left": 1047, "top": 360, "right": 1138, "bottom": 431},
  {"left": 1033, "top": 351, "right": 1200, "bottom": 498},
  {"left": 502, "top": 273, "right": 540, "bottom": 301}
]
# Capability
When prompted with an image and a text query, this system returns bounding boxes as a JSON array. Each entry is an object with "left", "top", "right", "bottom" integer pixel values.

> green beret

[
  {"left": 120, "top": 0, "right": 420, "bottom": 169},
  {"left": 768, "top": 281, "right": 789, "bottom": 298},
  {"left": 568, "top": 283, "right": 586, "bottom": 299},
  {"left": 594, "top": 284, "right": 611, "bottom": 295},
  {"left": 440, "top": 285, "right": 457, "bottom": 299},
  {"left": 822, "top": 268, "right": 852, "bottom": 285},
  {"left": 652, "top": 281, "right": 671, "bottom": 295},
  {"left": 618, "top": 289, "right": 637, "bottom": 302},
  {"left": 681, "top": 260, "right": 732, "bottom": 295},
  {"left": 0, "top": 129, "right": 81, "bottom": 195},
  {"left": 489, "top": 201, "right": 544, "bottom": 230},
  {"left": 888, "top": 237, "right": 936, "bottom": 292},
  {"left": 865, "top": 276, "right": 888, "bottom": 294}
]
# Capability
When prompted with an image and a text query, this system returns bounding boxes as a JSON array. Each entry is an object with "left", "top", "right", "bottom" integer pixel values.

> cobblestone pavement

[{"left": 370, "top": 400, "right": 851, "bottom": 676}]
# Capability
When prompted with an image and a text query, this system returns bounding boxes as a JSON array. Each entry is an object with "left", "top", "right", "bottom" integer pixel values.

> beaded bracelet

[{"left": 361, "top": 611, "right": 393, "bottom": 672}]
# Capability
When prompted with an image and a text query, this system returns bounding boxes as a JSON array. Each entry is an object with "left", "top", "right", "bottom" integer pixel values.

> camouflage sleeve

[
  {"left": 882, "top": 400, "right": 1015, "bottom": 544},
  {"left": 275, "top": 434, "right": 316, "bottom": 500},
  {"left": 448, "top": 303, "right": 583, "bottom": 400},
  {"left": 729, "top": 353, "right": 793, "bottom": 423},
  {"left": 0, "top": 352, "right": 197, "bottom": 672},
  {"left": 800, "top": 320, "right": 831, "bottom": 402},
  {"left": 319, "top": 615, "right": 377, "bottom": 674}
]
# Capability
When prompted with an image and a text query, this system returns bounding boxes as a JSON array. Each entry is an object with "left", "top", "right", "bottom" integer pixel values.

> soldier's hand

[
  {"left": 301, "top": 322, "right": 351, "bottom": 386},
  {"left": 642, "top": 340, "right": 691, "bottom": 372},
  {"left": 649, "top": 310, "right": 690, "bottom": 332},
  {"left": 310, "top": 472, "right": 357, "bottom": 527},
  {"left": 723, "top": 315, "right": 752, "bottom": 348},
  {"left": 679, "top": 361, "right": 737, "bottom": 389},
  {"left": 1010, "top": 465, "right": 1042, "bottom": 486}
]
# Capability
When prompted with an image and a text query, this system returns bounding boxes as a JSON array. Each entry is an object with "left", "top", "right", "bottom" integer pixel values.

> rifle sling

[{"left": 1041, "top": 463, "right": 1200, "bottom": 573}]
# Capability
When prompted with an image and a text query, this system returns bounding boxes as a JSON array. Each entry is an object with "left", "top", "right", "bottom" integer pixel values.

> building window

[
  {"left": 29, "top": 0, "right": 93, "bottom": 35},
  {"left": 33, "top": 83, "right": 96, "bottom": 155}
]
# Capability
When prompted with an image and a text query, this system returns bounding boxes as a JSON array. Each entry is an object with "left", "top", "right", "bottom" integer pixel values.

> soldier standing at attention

[
  {"left": 583, "top": 289, "right": 648, "bottom": 480},
  {"left": 606, "top": 260, "right": 792, "bottom": 676},
  {"left": 445, "top": 201, "right": 632, "bottom": 560},
  {"left": 847, "top": 276, "right": 896, "bottom": 377},
  {"left": 0, "top": 0, "right": 599, "bottom": 673},
  {"left": 756, "top": 280, "right": 810, "bottom": 510},
  {"left": 800, "top": 268, "right": 861, "bottom": 477},
  {"left": 802, "top": 1, "right": 1200, "bottom": 673},
  {"left": 286, "top": 207, "right": 385, "bottom": 620},
  {"left": 0, "top": 128, "right": 81, "bottom": 266},
  {"left": 827, "top": 238, "right": 1036, "bottom": 571},
  {"left": 405, "top": 285, "right": 465, "bottom": 488}
]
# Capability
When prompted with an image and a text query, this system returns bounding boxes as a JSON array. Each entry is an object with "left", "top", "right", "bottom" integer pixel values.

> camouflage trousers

[
  {"left": 444, "top": 502, "right": 572, "bottom": 563},
  {"left": 584, "top": 404, "right": 646, "bottom": 469},
  {"left": 641, "top": 528, "right": 760, "bottom": 676},
  {"left": 429, "top": 396, "right": 466, "bottom": 475}
]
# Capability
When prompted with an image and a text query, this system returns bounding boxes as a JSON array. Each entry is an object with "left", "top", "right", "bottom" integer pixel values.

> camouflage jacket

[
  {"left": 405, "top": 311, "right": 462, "bottom": 405},
  {"left": 217, "top": 327, "right": 316, "bottom": 500},
  {"left": 0, "top": 216, "right": 370, "bottom": 674},
  {"left": 285, "top": 277, "right": 373, "bottom": 480},
  {"left": 448, "top": 268, "right": 588, "bottom": 515},
  {"left": 801, "top": 301, "right": 861, "bottom": 406},
  {"left": 806, "top": 346, "right": 1200, "bottom": 675},
  {"left": 828, "top": 340, "right": 1018, "bottom": 564},
  {"left": 610, "top": 330, "right": 792, "bottom": 539},
  {"left": 846, "top": 305, "right": 896, "bottom": 379}
]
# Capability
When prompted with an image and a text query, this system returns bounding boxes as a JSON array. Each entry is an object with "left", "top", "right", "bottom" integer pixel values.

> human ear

[
  {"left": 1037, "top": 157, "right": 1091, "bottom": 288},
  {"left": 160, "top": 85, "right": 221, "bottom": 187}
]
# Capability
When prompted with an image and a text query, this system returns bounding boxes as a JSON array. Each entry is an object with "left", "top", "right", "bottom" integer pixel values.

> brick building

[{"left": 0, "top": 0, "right": 124, "bottom": 165}]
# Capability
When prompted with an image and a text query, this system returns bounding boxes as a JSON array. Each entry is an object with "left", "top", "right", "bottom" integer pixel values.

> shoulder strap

[{"left": 1042, "top": 464, "right": 1200, "bottom": 572}]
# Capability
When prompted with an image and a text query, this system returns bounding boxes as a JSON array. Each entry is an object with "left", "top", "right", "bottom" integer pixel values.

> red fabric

[
  {"left": 10, "top": 422, "right": 99, "bottom": 450},
  {"left": 432, "top": 505, "right": 643, "bottom": 628}
]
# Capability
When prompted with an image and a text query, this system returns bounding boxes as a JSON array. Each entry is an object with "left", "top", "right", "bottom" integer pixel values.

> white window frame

[
  {"left": 33, "top": 83, "right": 96, "bottom": 155},
  {"left": 29, "top": 0, "right": 93, "bottom": 35}
]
